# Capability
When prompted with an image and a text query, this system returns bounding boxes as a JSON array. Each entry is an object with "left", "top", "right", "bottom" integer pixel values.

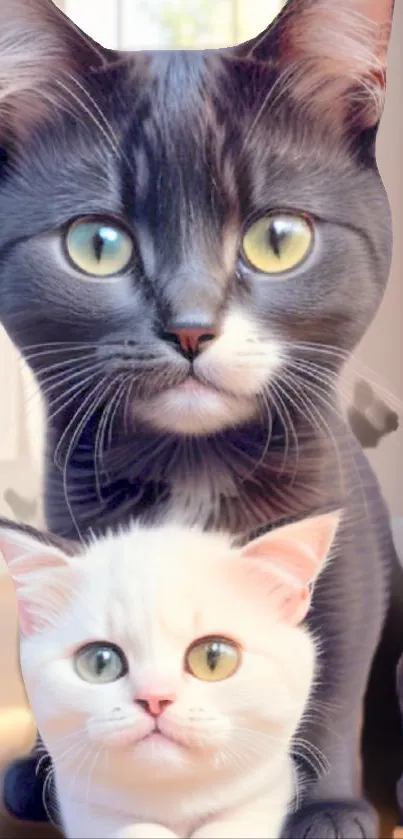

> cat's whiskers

[
  {"left": 64, "top": 741, "right": 97, "bottom": 802},
  {"left": 107, "top": 377, "right": 131, "bottom": 453},
  {"left": 32, "top": 353, "right": 99, "bottom": 380},
  {"left": 46, "top": 735, "right": 90, "bottom": 769},
  {"left": 122, "top": 376, "right": 136, "bottom": 436},
  {"left": 21, "top": 343, "right": 98, "bottom": 363},
  {"left": 284, "top": 371, "right": 372, "bottom": 509},
  {"left": 287, "top": 359, "right": 351, "bottom": 404},
  {"left": 57, "top": 376, "right": 112, "bottom": 537},
  {"left": 285, "top": 340, "right": 403, "bottom": 412},
  {"left": 45, "top": 378, "right": 102, "bottom": 431},
  {"left": 40, "top": 361, "right": 106, "bottom": 402},
  {"left": 54, "top": 375, "right": 111, "bottom": 470},
  {"left": 93, "top": 377, "right": 124, "bottom": 503},
  {"left": 274, "top": 371, "right": 344, "bottom": 488},
  {"left": 85, "top": 744, "right": 103, "bottom": 809},
  {"left": 42, "top": 765, "right": 59, "bottom": 826},
  {"left": 265, "top": 380, "right": 299, "bottom": 479}
]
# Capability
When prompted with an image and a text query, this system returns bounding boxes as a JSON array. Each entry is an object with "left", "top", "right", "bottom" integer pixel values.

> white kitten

[{"left": 0, "top": 512, "right": 339, "bottom": 839}]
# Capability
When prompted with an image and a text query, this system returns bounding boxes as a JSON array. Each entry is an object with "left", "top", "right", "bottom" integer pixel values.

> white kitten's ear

[
  {"left": 0, "top": 521, "right": 77, "bottom": 638},
  {"left": 235, "top": 0, "right": 394, "bottom": 133},
  {"left": 0, "top": 0, "right": 110, "bottom": 145},
  {"left": 239, "top": 511, "right": 341, "bottom": 625}
]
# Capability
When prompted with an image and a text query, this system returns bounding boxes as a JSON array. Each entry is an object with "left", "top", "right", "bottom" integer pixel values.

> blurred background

[{"left": 0, "top": 2, "right": 401, "bottom": 835}]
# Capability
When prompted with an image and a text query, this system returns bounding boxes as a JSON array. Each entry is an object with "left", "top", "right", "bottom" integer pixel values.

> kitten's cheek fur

[{"left": 133, "top": 390, "right": 258, "bottom": 436}]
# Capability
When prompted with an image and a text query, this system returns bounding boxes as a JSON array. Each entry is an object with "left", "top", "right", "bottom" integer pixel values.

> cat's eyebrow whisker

[
  {"left": 64, "top": 72, "right": 136, "bottom": 178},
  {"left": 241, "top": 63, "right": 289, "bottom": 153},
  {"left": 55, "top": 78, "right": 123, "bottom": 167}
]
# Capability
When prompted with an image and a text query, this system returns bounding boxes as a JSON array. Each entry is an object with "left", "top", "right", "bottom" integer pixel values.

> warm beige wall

[{"left": 344, "top": 2, "right": 403, "bottom": 516}]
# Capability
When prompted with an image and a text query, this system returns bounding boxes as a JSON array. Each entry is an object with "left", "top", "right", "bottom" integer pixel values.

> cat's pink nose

[{"left": 135, "top": 692, "right": 176, "bottom": 717}]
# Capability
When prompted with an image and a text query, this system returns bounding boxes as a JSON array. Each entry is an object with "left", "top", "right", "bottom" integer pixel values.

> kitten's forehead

[{"left": 83, "top": 525, "right": 234, "bottom": 644}]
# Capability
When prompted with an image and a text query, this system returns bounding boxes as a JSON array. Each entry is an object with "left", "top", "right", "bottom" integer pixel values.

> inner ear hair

[
  {"left": 233, "top": 0, "right": 394, "bottom": 135},
  {"left": 0, "top": 0, "right": 112, "bottom": 147}
]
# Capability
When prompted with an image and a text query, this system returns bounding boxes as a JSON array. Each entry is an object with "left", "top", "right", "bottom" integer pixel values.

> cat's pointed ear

[
  {"left": 234, "top": 0, "right": 394, "bottom": 133},
  {"left": 0, "top": 0, "right": 111, "bottom": 145},
  {"left": 0, "top": 520, "right": 77, "bottom": 638},
  {"left": 239, "top": 511, "right": 340, "bottom": 625}
]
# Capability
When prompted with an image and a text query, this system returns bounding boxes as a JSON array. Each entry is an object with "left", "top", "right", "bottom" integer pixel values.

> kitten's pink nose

[{"left": 135, "top": 692, "right": 176, "bottom": 717}]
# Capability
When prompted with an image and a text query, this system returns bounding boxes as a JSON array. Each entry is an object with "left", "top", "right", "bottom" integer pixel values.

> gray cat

[{"left": 0, "top": 1, "right": 400, "bottom": 837}]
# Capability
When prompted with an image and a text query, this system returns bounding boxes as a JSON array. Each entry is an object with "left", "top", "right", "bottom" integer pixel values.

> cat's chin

[
  {"left": 132, "top": 383, "right": 257, "bottom": 436},
  {"left": 109, "top": 730, "right": 192, "bottom": 770}
]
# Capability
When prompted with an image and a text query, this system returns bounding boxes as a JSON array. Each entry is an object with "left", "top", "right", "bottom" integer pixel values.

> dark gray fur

[{"left": 0, "top": 1, "right": 402, "bottom": 836}]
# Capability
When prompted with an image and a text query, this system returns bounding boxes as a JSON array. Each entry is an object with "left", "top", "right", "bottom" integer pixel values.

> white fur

[
  {"left": 133, "top": 310, "right": 283, "bottom": 436},
  {"left": 15, "top": 523, "right": 318, "bottom": 839}
]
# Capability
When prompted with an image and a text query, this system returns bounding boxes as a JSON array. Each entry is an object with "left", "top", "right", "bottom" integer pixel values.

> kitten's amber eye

[
  {"left": 186, "top": 637, "right": 241, "bottom": 682},
  {"left": 242, "top": 213, "right": 313, "bottom": 275},
  {"left": 65, "top": 217, "right": 134, "bottom": 277},
  {"left": 74, "top": 642, "right": 128, "bottom": 684}
]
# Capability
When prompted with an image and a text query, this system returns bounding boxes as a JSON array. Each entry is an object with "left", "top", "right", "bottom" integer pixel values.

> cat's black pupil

[
  {"left": 94, "top": 649, "right": 111, "bottom": 674},
  {"left": 207, "top": 643, "right": 221, "bottom": 671},
  {"left": 268, "top": 221, "right": 288, "bottom": 258},
  {"left": 92, "top": 231, "right": 105, "bottom": 263}
]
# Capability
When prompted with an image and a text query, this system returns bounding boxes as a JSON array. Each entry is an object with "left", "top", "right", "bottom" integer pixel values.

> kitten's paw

[
  {"left": 282, "top": 800, "right": 378, "bottom": 839},
  {"left": 113, "top": 825, "right": 179, "bottom": 839}
]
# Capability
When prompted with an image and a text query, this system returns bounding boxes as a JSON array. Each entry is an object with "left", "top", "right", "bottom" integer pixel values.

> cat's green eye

[
  {"left": 186, "top": 636, "right": 241, "bottom": 682},
  {"left": 242, "top": 213, "right": 313, "bottom": 275},
  {"left": 65, "top": 217, "right": 134, "bottom": 278},
  {"left": 74, "top": 642, "right": 128, "bottom": 684}
]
